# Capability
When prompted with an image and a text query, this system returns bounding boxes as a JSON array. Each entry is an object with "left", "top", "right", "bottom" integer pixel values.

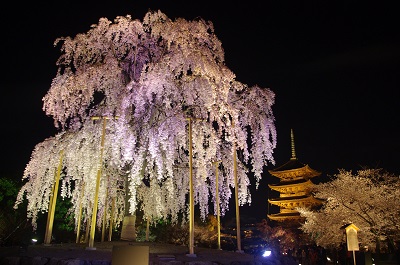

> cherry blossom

[{"left": 299, "top": 169, "right": 400, "bottom": 251}]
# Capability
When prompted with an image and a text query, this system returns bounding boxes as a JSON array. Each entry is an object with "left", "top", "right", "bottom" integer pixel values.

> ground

[{"left": 0, "top": 240, "right": 294, "bottom": 265}]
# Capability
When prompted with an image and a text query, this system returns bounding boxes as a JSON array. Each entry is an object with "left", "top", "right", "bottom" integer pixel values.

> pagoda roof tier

[
  {"left": 267, "top": 212, "right": 303, "bottom": 221},
  {"left": 269, "top": 179, "right": 314, "bottom": 193},
  {"left": 268, "top": 159, "right": 321, "bottom": 180},
  {"left": 269, "top": 178, "right": 313, "bottom": 189},
  {"left": 269, "top": 194, "right": 307, "bottom": 202},
  {"left": 268, "top": 195, "right": 323, "bottom": 206}
]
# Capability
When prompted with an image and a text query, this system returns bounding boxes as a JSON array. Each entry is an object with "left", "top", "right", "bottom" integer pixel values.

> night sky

[{"left": 1, "top": 2, "right": 399, "bottom": 220}]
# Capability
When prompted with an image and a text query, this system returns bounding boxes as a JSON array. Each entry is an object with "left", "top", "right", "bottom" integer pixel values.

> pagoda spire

[{"left": 290, "top": 129, "right": 297, "bottom": 160}]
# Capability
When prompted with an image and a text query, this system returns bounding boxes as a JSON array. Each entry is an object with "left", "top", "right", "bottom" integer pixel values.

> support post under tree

[
  {"left": 213, "top": 160, "right": 222, "bottom": 250},
  {"left": 101, "top": 175, "right": 109, "bottom": 242},
  {"left": 87, "top": 116, "right": 108, "bottom": 250},
  {"left": 76, "top": 182, "right": 85, "bottom": 243},
  {"left": 44, "top": 185, "right": 54, "bottom": 245},
  {"left": 108, "top": 196, "right": 115, "bottom": 241},
  {"left": 44, "top": 150, "right": 64, "bottom": 245},
  {"left": 232, "top": 122, "right": 242, "bottom": 253},
  {"left": 186, "top": 117, "right": 196, "bottom": 257}
]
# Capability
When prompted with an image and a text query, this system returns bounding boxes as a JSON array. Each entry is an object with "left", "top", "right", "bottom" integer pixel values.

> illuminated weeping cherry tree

[{"left": 17, "top": 10, "right": 277, "bottom": 249}]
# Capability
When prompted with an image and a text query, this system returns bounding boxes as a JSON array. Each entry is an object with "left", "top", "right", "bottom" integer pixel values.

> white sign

[{"left": 346, "top": 227, "right": 359, "bottom": 251}]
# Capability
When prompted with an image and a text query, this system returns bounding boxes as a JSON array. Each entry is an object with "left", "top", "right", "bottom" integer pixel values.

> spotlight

[{"left": 262, "top": 250, "right": 272, "bottom": 257}]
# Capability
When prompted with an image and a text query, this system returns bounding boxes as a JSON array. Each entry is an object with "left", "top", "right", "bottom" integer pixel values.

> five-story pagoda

[{"left": 267, "top": 129, "right": 323, "bottom": 224}]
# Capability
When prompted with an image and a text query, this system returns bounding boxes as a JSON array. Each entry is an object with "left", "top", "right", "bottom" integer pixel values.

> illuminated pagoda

[{"left": 267, "top": 129, "right": 323, "bottom": 223}]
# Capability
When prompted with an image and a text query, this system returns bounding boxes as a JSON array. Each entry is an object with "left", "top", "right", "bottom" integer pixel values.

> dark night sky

[{"left": 1, "top": 1, "right": 399, "bottom": 220}]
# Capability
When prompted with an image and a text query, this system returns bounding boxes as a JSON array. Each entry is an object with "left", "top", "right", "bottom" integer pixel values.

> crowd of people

[{"left": 287, "top": 245, "right": 328, "bottom": 265}]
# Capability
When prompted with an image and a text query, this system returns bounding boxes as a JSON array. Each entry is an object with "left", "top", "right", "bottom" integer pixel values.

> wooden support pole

[
  {"left": 87, "top": 117, "right": 107, "bottom": 249},
  {"left": 76, "top": 182, "right": 85, "bottom": 244},
  {"left": 186, "top": 117, "right": 195, "bottom": 257},
  {"left": 108, "top": 197, "right": 115, "bottom": 241},
  {"left": 44, "top": 150, "right": 64, "bottom": 245},
  {"left": 213, "top": 160, "right": 222, "bottom": 250}
]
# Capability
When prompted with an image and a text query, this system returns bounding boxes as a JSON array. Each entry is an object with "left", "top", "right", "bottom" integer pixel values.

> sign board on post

[
  {"left": 343, "top": 223, "right": 360, "bottom": 265},
  {"left": 345, "top": 223, "right": 360, "bottom": 251}
]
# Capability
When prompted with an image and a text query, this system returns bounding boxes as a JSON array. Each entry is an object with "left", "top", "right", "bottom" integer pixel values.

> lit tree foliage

[
  {"left": 257, "top": 219, "right": 298, "bottom": 252},
  {"left": 299, "top": 169, "right": 400, "bottom": 251},
  {"left": 17, "top": 10, "right": 277, "bottom": 230}
]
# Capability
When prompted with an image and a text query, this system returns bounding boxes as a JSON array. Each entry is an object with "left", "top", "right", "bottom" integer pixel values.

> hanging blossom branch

[{"left": 14, "top": 134, "right": 65, "bottom": 229}]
